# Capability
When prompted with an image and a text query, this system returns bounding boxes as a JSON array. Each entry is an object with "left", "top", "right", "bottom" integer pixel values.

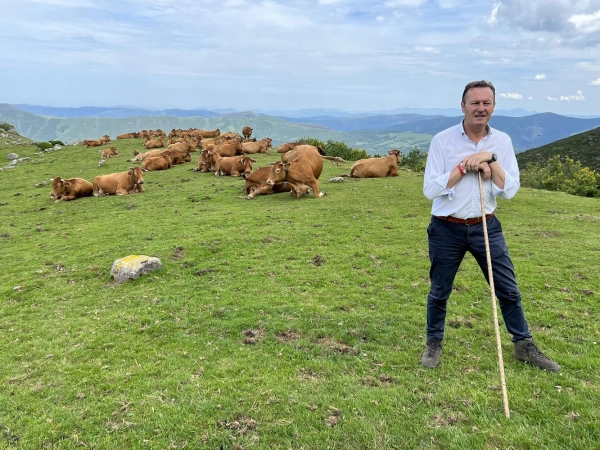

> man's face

[{"left": 461, "top": 87, "right": 495, "bottom": 128}]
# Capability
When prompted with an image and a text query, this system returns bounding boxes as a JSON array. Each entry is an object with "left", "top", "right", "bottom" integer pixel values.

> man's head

[{"left": 461, "top": 80, "right": 496, "bottom": 130}]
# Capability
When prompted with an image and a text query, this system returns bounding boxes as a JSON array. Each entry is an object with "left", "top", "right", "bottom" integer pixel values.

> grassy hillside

[
  {"left": 517, "top": 125, "right": 600, "bottom": 172},
  {"left": 1, "top": 137, "right": 599, "bottom": 448}
]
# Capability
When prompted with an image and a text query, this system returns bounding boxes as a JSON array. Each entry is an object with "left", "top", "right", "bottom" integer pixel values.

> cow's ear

[{"left": 283, "top": 162, "right": 292, "bottom": 170}]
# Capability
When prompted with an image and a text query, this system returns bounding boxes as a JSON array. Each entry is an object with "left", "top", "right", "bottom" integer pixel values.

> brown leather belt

[{"left": 436, "top": 212, "right": 494, "bottom": 225}]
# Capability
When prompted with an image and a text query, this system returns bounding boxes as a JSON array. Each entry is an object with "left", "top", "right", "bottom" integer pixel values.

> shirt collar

[{"left": 460, "top": 120, "right": 492, "bottom": 139}]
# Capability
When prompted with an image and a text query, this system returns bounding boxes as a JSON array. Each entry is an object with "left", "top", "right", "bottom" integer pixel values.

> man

[{"left": 421, "top": 80, "right": 560, "bottom": 372}]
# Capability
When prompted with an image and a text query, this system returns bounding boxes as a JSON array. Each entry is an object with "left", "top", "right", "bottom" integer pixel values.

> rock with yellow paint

[{"left": 110, "top": 255, "right": 163, "bottom": 282}]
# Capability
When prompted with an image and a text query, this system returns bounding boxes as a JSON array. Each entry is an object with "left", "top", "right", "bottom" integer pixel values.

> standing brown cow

[{"left": 242, "top": 126, "right": 253, "bottom": 139}]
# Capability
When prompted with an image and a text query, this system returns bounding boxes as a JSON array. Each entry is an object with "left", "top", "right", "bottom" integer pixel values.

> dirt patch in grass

[
  {"left": 242, "top": 328, "right": 266, "bottom": 344},
  {"left": 276, "top": 330, "right": 301, "bottom": 342},
  {"left": 172, "top": 246, "right": 185, "bottom": 260},
  {"left": 318, "top": 337, "right": 359, "bottom": 356},
  {"left": 297, "top": 367, "right": 324, "bottom": 381},
  {"left": 217, "top": 415, "right": 258, "bottom": 436}
]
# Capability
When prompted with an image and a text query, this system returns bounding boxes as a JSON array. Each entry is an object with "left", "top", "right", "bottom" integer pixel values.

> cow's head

[
  {"left": 128, "top": 167, "right": 144, "bottom": 186},
  {"left": 389, "top": 149, "right": 403, "bottom": 163},
  {"left": 50, "top": 177, "right": 71, "bottom": 202},
  {"left": 266, "top": 161, "right": 290, "bottom": 185},
  {"left": 239, "top": 157, "right": 255, "bottom": 176}
]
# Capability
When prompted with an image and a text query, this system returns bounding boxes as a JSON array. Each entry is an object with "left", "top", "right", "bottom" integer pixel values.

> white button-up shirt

[{"left": 423, "top": 121, "right": 520, "bottom": 219}]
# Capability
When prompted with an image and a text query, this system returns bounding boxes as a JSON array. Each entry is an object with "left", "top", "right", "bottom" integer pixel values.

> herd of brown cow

[{"left": 50, "top": 127, "right": 404, "bottom": 203}]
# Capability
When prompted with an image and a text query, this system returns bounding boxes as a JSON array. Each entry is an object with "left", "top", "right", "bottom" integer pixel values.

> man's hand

[
  {"left": 461, "top": 152, "right": 493, "bottom": 172},
  {"left": 478, "top": 162, "right": 491, "bottom": 180}
]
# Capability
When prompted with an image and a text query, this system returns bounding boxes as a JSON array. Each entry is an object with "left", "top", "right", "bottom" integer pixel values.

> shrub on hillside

[
  {"left": 49, "top": 140, "right": 65, "bottom": 146},
  {"left": 35, "top": 142, "right": 53, "bottom": 150},
  {"left": 400, "top": 145, "right": 428, "bottom": 172},
  {"left": 520, "top": 155, "right": 600, "bottom": 198},
  {"left": 297, "top": 136, "right": 369, "bottom": 161},
  {"left": 0, "top": 121, "right": 14, "bottom": 132}
]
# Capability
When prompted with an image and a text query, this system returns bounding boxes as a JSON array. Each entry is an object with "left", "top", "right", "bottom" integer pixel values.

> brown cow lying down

[
  {"left": 101, "top": 147, "right": 119, "bottom": 158},
  {"left": 212, "top": 140, "right": 244, "bottom": 157},
  {"left": 192, "top": 149, "right": 216, "bottom": 172},
  {"left": 142, "top": 150, "right": 172, "bottom": 171},
  {"left": 83, "top": 139, "right": 103, "bottom": 148},
  {"left": 241, "top": 138, "right": 272, "bottom": 154},
  {"left": 267, "top": 145, "right": 325, "bottom": 198},
  {"left": 244, "top": 166, "right": 293, "bottom": 199},
  {"left": 50, "top": 177, "right": 93, "bottom": 203},
  {"left": 214, "top": 154, "right": 255, "bottom": 177},
  {"left": 346, "top": 149, "right": 403, "bottom": 178},
  {"left": 144, "top": 137, "right": 165, "bottom": 149},
  {"left": 277, "top": 142, "right": 300, "bottom": 154},
  {"left": 93, "top": 167, "right": 145, "bottom": 196}
]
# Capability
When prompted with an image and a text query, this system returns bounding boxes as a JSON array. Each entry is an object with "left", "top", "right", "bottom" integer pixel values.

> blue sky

[{"left": 1, "top": 0, "right": 600, "bottom": 115}]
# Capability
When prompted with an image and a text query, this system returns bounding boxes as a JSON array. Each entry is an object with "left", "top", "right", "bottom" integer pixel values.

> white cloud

[
  {"left": 559, "top": 90, "right": 585, "bottom": 101},
  {"left": 528, "top": 96, "right": 534, "bottom": 100},
  {"left": 318, "top": 0, "right": 343, "bottom": 4},
  {"left": 376, "top": 15, "right": 385, "bottom": 21},
  {"left": 414, "top": 46, "right": 440, "bottom": 53},
  {"left": 568, "top": 11, "right": 600, "bottom": 34},
  {"left": 535, "top": 74, "right": 546, "bottom": 80},
  {"left": 500, "top": 92, "right": 523, "bottom": 99},
  {"left": 486, "top": 3, "right": 500, "bottom": 27},
  {"left": 384, "top": 0, "right": 428, "bottom": 7},
  {"left": 589, "top": 78, "right": 600, "bottom": 86},
  {"left": 547, "top": 96, "right": 558, "bottom": 101}
]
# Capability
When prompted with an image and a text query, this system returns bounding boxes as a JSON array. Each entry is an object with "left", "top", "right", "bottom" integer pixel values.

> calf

[
  {"left": 93, "top": 167, "right": 145, "bottom": 196},
  {"left": 101, "top": 147, "right": 119, "bottom": 158},
  {"left": 347, "top": 149, "right": 403, "bottom": 178},
  {"left": 50, "top": 177, "right": 93, "bottom": 203},
  {"left": 267, "top": 145, "right": 325, "bottom": 198}
]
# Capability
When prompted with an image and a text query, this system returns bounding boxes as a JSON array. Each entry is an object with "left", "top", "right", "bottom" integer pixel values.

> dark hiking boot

[
  {"left": 514, "top": 338, "right": 561, "bottom": 372},
  {"left": 421, "top": 338, "right": 443, "bottom": 368}
]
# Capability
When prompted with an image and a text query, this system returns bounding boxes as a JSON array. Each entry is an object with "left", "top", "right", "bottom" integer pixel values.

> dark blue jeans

[{"left": 426, "top": 215, "right": 531, "bottom": 342}]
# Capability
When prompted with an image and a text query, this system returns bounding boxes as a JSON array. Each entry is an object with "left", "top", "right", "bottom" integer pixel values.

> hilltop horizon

[{"left": 9, "top": 102, "right": 593, "bottom": 119}]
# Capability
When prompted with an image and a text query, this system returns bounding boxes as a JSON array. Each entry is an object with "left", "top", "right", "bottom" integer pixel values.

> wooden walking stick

[{"left": 478, "top": 171, "right": 510, "bottom": 419}]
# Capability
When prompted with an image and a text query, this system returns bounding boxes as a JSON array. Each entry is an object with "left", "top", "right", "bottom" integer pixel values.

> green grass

[{"left": 1, "top": 138, "right": 599, "bottom": 449}]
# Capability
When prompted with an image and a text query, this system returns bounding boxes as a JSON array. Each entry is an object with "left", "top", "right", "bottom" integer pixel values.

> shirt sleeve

[
  {"left": 493, "top": 135, "right": 520, "bottom": 200},
  {"left": 423, "top": 134, "right": 455, "bottom": 201}
]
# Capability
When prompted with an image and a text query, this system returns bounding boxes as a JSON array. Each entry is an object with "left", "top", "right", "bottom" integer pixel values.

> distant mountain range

[{"left": 2, "top": 103, "right": 600, "bottom": 155}]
